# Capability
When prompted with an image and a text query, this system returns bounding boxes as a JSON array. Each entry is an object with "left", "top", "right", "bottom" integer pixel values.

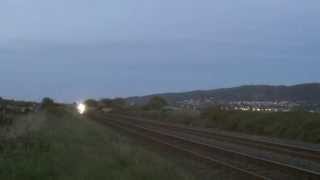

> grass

[
  {"left": 4, "top": 106, "right": 316, "bottom": 180},
  {"left": 0, "top": 108, "right": 198, "bottom": 180},
  {"left": 122, "top": 108, "right": 320, "bottom": 144},
  {"left": 202, "top": 108, "right": 320, "bottom": 143},
  {"left": 122, "top": 109, "right": 202, "bottom": 126}
]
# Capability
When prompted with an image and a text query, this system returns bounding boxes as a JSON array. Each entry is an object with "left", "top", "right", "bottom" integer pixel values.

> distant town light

[{"left": 77, "top": 103, "right": 86, "bottom": 114}]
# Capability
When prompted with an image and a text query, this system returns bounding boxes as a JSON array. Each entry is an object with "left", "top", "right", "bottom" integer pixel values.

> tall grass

[
  {"left": 0, "top": 108, "right": 197, "bottom": 180},
  {"left": 202, "top": 108, "right": 320, "bottom": 143}
]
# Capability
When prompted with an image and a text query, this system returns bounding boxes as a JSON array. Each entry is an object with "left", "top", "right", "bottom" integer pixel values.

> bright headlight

[{"left": 77, "top": 103, "right": 86, "bottom": 114}]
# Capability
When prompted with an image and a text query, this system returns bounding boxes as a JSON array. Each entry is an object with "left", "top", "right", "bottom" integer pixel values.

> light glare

[{"left": 77, "top": 103, "right": 86, "bottom": 114}]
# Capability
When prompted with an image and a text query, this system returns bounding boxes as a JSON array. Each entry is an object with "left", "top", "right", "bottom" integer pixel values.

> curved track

[
  {"left": 92, "top": 113, "right": 320, "bottom": 180},
  {"left": 108, "top": 114, "right": 320, "bottom": 161}
]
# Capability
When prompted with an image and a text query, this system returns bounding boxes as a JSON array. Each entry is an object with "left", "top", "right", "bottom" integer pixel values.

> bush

[
  {"left": 85, "top": 99, "right": 99, "bottom": 108},
  {"left": 144, "top": 96, "right": 168, "bottom": 110},
  {"left": 201, "top": 107, "right": 320, "bottom": 143},
  {"left": 41, "top": 97, "right": 55, "bottom": 109}
]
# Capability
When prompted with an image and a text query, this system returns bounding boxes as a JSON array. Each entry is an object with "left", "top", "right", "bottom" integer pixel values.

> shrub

[
  {"left": 41, "top": 97, "right": 55, "bottom": 109},
  {"left": 144, "top": 96, "right": 168, "bottom": 110}
]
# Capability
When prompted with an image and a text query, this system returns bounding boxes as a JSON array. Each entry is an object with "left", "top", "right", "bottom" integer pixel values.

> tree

[
  {"left": 100, "top": 98, "right": 113, "bottom": 106},
  {"left": 144, "top": 96, "right": 168, "bottom": 110},
  {"left": 41, "top": 97, "right": 55, "bottom": 108},
  {"left": 85, "top": 99, "right": 99, "bottom": 108},
  {"left": 111, "top": 98, "right": 127, "bottom": 108},
  {"left": 100, "top": 98, "right": 127, "bottom": 109}
]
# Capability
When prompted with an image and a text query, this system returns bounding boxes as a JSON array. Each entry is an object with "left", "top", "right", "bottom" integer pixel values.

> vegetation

[
  {"left": 202, "top": 108, "right": 320, "bottom": 143},
  {"left": 84, "top": 99, "right": 99, "bottom": 107},
  {"left": 85, "top": 98, "right": 128, "bottom": 112},
  {"left": 41, "top": 97, "right": 55, "bottom": 108},
  {"left": 105, "top": 98, "right": 128, "bottom": 110},
  {"left": 143, "top": 96, "right": 168, "bottom": 110},
  {"left": 122, "top": 107, "right": 320, "bottom": 144},
  {"left": 0, "top": 107, "right": 198, "bottom": 180},
  {"left": 124, "top": 109, "right": 201, "bottom": 126}
]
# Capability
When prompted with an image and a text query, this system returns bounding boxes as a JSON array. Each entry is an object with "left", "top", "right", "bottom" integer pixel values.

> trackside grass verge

[
  {"left": 202, "top": 109, "right": 320, "bottom": 143},
  {"left": 0, "top": 108, "right": 198, "bottom": 180}
]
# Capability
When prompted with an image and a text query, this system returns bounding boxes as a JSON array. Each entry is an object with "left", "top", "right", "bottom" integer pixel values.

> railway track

[
  {"left": 107, "top": 114, "right": 320, "bottom": 161},
  {"left": 91, "top": 113, "right": 320, "bottom": 180}
]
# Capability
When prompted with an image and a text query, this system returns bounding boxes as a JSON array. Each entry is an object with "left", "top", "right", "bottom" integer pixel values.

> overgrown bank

[
  {"left": 0, "top": 108, "right": 198, "bottom": 180},
  {"left": 202, "top": 108, "right": 320, "bottom": 143}
]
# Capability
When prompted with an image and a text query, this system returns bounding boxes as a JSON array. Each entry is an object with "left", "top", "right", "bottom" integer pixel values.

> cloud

[{"left": 0, "top": 0, "right": 319, "bottom": 101}]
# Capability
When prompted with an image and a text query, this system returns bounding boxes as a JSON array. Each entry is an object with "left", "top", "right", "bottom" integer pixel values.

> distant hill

[{"left": 126, "top": 83, "right": 320, "bottom": 105}]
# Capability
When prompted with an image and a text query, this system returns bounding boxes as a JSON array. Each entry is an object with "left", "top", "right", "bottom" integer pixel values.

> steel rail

[
  {"left": 108, "top": 114, "right": 320, "bottom": 161},
  {"left": 93, "top": 114, "right": 320, "bottom": 180},
  {"left": 97, "top": 117, "right": 270, "bottom": 180}
]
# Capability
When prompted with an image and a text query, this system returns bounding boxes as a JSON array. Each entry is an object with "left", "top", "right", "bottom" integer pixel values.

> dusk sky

[{"left": 1, "top": 0, "right": 320, "bottom": 102}]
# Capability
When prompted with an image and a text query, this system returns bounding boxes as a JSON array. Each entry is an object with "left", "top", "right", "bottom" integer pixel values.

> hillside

[{"left": 126, "top": 83, "right": 320, "bottom": 105}]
